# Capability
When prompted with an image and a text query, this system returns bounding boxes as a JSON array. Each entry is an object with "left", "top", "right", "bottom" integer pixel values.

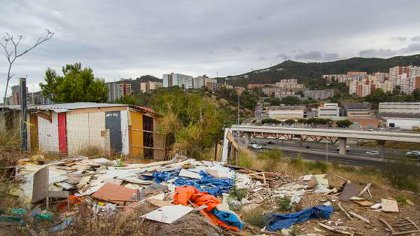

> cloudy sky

[{"left": 1, "top": 0, "right": 420, "bottom": 95}]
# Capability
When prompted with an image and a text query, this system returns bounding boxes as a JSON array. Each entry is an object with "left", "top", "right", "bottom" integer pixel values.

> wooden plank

[{"left": 349, "top": 211, "right": 371, "bottom": 224}]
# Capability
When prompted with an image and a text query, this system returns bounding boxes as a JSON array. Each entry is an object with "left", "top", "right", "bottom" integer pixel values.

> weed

[
  {"left": 396, "top": 195, "right": 410, "bottom": 205},
  {"left": 229, "top": 186, "right": 248, "bottom": 201},
  {"left": 79, "top": 145, "right": 104, "bottom": 158},
  {"left": 275, "top": 197, "right": 292, "bottom": 212}
]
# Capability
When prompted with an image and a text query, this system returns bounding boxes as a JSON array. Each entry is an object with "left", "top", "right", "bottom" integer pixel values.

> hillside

[{"left": 227, "top": 54, "right": 420, "bottom": 88}]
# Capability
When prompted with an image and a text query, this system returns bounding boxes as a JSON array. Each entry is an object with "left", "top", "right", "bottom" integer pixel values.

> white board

[{"left": 141, "top": 205, "right": 193, "bottom": 224}]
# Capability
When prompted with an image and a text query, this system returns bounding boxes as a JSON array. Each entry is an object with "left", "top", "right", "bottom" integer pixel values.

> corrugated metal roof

[
  {"left": 32, "top": 102, "right": 128, "bottom": 111},
  {"left": 2, "top": 102, "right": 128, "bottom": 112}
]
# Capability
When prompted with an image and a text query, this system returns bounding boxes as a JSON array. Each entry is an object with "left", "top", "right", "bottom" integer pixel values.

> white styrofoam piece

[
  {"left": 179, "top": 169, "right": 201, "bottom": 179},
  {"left": 141, "top": 205, "right": 193, "bottom": 224}
]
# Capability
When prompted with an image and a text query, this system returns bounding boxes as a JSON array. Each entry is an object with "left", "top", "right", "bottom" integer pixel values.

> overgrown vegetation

[
  {"left": 381, "top": 159, "right": 419, "bottom": 192},
  {"left": 259, "top": 149, "right": 283, "bottom": 171}
]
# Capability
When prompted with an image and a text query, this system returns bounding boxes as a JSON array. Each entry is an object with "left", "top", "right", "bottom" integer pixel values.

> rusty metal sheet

[{"left": 92, "top": 182, "right": 137, "bottom": 205}]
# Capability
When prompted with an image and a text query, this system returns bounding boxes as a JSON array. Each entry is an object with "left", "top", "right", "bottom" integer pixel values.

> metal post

[
  {"left": 380, "top": 141, "right": 385, "bottom": 160},
  {"left": 20, "top": 77, "right": 28, "bottom": 152},
  {"left": 326, "top": 142, "right": 329, "bottom": 163}
]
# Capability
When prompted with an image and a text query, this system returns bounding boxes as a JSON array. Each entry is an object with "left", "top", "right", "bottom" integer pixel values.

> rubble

[{"left": 1, "top": 154, "right": 416, "bottom": 235}]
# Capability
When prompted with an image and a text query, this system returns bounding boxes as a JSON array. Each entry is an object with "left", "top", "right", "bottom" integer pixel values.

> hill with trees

[{"left": 227, "top": 54, "right": 420, "bottom": 89}]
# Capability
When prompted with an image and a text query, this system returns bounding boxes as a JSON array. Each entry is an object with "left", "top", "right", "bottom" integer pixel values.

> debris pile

[{"left": 0, "top": 154, "right": 417, "bottom": 235}]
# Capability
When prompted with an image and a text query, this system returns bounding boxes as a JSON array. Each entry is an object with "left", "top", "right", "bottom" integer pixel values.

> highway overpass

[{"left": 221, "top": 125, "right": 420, "bottom": 162}]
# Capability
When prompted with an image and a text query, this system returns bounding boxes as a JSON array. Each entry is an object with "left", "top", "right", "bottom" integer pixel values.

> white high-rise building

[{"left": 163, "top": 73, "right": 194, "bottom": 89}]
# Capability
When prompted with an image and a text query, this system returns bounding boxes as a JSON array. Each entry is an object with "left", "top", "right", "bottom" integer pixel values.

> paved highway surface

[{"left": 244, "top": 138, "right": 419, "bottom": 167}]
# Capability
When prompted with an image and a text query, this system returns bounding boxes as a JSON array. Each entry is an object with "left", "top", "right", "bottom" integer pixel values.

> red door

[{"left": 58, "top": 113, "right": 68, "bottom": 155}]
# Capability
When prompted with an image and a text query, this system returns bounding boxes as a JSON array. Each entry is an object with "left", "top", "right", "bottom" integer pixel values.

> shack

[{"left": 3, "top": 103, "right": 167, "bottom": 160}]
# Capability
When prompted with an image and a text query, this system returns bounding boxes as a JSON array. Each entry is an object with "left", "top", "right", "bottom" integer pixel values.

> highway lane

[
  {"left": 249, "top": 138, "right": 406, "bottom": 159},
  {"left": 261, "top": 145, "right": 385, "bottom": 167}
]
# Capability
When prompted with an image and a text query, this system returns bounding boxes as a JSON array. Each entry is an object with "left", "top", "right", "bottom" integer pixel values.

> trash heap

[{"left": 1, "top": 154, "right": 417, "bottom": 235}]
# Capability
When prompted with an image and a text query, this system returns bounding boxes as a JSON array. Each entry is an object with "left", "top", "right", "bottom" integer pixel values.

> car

[
  {"left": 405, "top": 151, "right": 420, "bottom": 159},
  {"left": 365, "top": 151, "right": 380, "bottom": 156},
  {"left": 250, "top": 143, "right": 263, "bottom": 150},
  {"left": 367, "top": 128, "right": 373, "bottom": 131},
  {"left": 267, "top": 140, "right": 274, "bottom": 145},
  {"left": 336, "top": 145, "right": 350, "bottom": 152}
]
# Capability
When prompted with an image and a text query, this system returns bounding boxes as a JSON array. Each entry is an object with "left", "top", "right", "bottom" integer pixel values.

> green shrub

[
  {"left": 275, "top": 197, "right": 292, "bottom": 212},
  {"left": 229, "top": 186, "right": 248, "bottom": 201}
]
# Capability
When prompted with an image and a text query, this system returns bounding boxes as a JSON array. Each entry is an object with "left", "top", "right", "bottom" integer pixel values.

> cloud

[
  {"left": 359, "top": 49, "right": 396, "bottom": 58},
  {"left": 390, "top": 36, "right": 407, "bottom": 41},
  {"left": 359, "top": 44, "right": 420, "bottom": 58},
  {"left": 295, "top": 51, "right": 323, "bottom": 61},
  {"left": 294, "top": 51, "right": 340, "bottom": 61},
  {"left": 1, "top": 0, "right": 420, "bottom": 97},
  {"left": 412, "top": 36, "right": 420, "bottom": 41}
]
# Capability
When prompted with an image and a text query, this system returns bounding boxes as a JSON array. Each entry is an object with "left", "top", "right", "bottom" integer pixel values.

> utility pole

[
  {"left": 237, "top": 93, "right": 240, "bottom": 125},
  {"left": 20, "top": 77, "right": 28, "bottom": 152}
]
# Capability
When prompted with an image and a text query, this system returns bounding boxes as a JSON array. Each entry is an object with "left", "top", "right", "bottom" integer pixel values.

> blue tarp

[
  {"left": 212, "top": 209, "right": 244, "bottom": 230},
  {"left": 266, "top": 205, "right": 334, "bottom": 231},
  {"left": 152, "top": 170, "right": 234, "bottom": 196},
  {"left": 152, "top": 169, "right": 180, "bottom": 183},
  {"left": 174, "top": 171, "right": 234, "bottom": 196}
]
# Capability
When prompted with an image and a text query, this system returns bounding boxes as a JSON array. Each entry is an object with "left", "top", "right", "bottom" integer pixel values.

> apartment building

[
  {"left": 140, "top": 81, "right": 162, "bottom": 93},
  {"left": 303, "top": 89, "right": 334, "bottom": 100},
  {"left": 107, "top": 81, "right": 132, "bottom": 102},
  {"left": 163, "top": 73, "right": 193, "bottom": 89},
  {"left": 389, "top": 66, "right": 420, "bottom": 94}
]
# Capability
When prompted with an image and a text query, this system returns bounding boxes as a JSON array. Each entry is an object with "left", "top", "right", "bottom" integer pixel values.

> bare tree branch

[{"left": 1, "top": 29, "right": 54, "bottom": 106}]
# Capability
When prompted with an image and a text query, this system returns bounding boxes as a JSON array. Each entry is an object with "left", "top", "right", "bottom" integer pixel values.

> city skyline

[{"left": 1, "top": 0, "right": 420, "bottom": 96}]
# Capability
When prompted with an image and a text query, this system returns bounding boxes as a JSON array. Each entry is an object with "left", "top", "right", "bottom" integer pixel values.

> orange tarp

[{"left": 173, "top": 186, "right": 240, "bottom": 231}]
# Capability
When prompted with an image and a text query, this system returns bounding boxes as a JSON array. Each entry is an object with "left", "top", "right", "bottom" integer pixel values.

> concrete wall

[{"left": 386, "top": 118, "right": 420, "bottom": 130}]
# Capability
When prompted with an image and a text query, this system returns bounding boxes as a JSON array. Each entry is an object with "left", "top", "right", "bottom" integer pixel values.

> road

[{"left": 244, "top": 138, "right": 417, "bottom": 167}]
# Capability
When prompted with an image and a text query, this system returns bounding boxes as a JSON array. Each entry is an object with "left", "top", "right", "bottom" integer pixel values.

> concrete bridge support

[
  {"left": 244, "top": 133, "right": 251, "bottom": 145},
  {"left": 338, "top": 138, "right": 347, "bottom": 155}
]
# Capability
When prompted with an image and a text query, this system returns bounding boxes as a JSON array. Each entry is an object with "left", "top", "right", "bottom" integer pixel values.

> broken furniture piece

[
  {"left": 380, "top": 217, "right": 420, "bottom": 235},
  {"left": 32, "top": 166, "right": 69, "bottom": 210}
]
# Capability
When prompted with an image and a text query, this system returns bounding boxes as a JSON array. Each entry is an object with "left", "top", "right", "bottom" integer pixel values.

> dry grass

[
  {"left": 62, "top": 202, "right": 225, "bottom": 236},
  {"left": 78, "top": 145, "right": 104, "bottom": 158}
]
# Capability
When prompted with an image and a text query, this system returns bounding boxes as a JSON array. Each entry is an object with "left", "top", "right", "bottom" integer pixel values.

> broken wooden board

[
  {"left": 381, "top": 199, "right": 399, "bottom": 213},
  {"left": 92, "top": 183, "right": 138, "bottom": 205},
  {"left": 339, "top": 182, "right": 359, "bottom": 201},
  {"left": 141, "top": 205, "right": 193, "bottom": 224},
  {"left": 353, "top": 200, "right": 375, "bottom": 207},
  {"left": 146, "top": 199, "right": 172, "bottom": 207}
]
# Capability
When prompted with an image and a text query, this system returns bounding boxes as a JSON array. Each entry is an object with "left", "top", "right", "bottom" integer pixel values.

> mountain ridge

[{"left": 226, "top": 54, "right": 420, "bottom": 88}]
